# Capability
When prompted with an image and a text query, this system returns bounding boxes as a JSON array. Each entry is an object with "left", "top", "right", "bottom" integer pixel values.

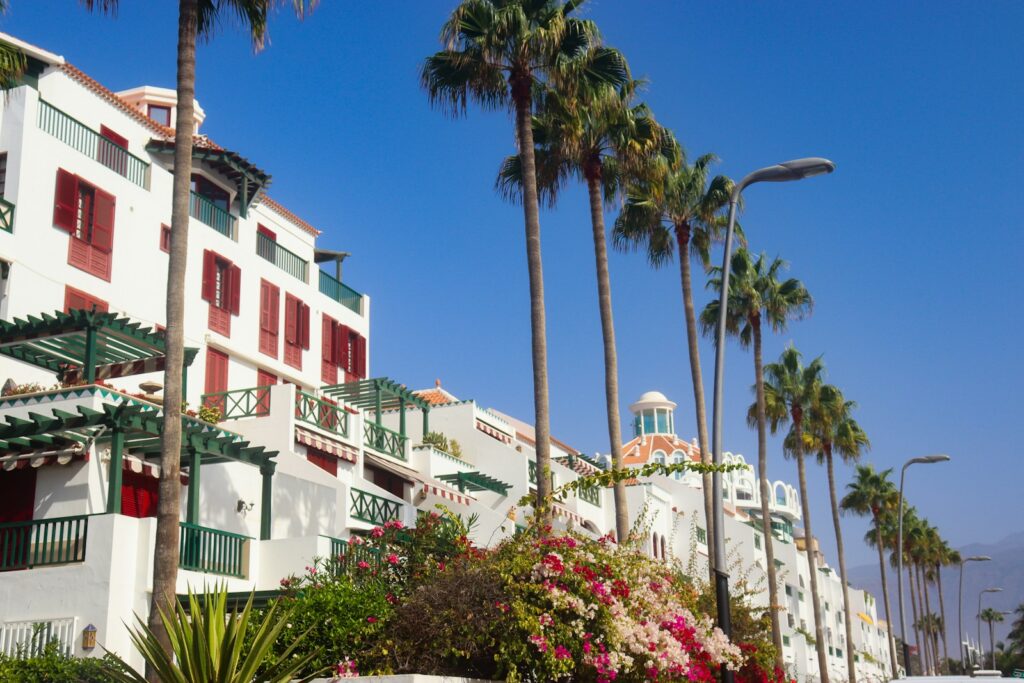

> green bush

[{"left": 0, "top": 641, "right": 129, "bottom": 682}]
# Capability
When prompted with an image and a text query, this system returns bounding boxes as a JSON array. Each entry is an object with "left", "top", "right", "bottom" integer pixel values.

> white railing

[{"left": 1, "top": 616, "right": 78, "bottom": 658}]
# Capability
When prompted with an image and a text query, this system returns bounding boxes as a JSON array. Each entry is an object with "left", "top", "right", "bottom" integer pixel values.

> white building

[{"left": 0, "top": 32, "right": 894, "bottom": 683}]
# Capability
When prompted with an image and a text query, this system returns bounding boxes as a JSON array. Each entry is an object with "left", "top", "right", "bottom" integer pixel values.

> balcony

[
  {"left": 178, "top": 522, "right": 249, "bottom": 578},
  {"left": 578, "top": 484, "right": 601, "bottom": 507},
  {"left": 349, "top": 488, "right": 402, "bottom": 526},
  {"left": 0, "top": 515, "right": 89, "bottom": 571},
  {"left": 295, "top": 390, "right": 348, "bottom": 438},
  {"left": 0, "top": 198, "right": 13, "bottom": 233},
  {"left": 190, "top": 191, "right": 236, "bottom": 240},
  {"left": 330, "top": 536, "right": 383, "bottom": 570},
  {"left": 257, "top": 231, "right": 309, "bottom": 282},
  {"left": 319, "top": 269, "right": 363, "bottom": 315},
  {"left": 363, "top": 421, "right": 407, "bottom": 460},
  {"left": 37, "top": 99, "right": 150, "bottom": 188},
  {"left": 202, "top": 385, "right": 271, "bottom": 420}
]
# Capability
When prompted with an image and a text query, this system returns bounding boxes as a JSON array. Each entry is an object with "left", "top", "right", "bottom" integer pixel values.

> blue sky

[{"left": 6, "top": 1, "right": 1022, "bottom": 569}]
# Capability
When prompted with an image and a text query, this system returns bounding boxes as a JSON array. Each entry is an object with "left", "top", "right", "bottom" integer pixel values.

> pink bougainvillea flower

[
  {"left": 387, "top": 553, "right": 399, "bottom": 565},
  {"left": 357, "top": 560, "right": 370, "bottom": 570}
]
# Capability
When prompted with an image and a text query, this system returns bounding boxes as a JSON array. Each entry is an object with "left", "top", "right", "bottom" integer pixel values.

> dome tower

[{"left": 628, "top": 391, "right": 677, "bottom": 438}]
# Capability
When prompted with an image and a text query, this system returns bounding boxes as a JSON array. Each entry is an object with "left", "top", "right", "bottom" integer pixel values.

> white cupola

[{"left": 628, "top": 391, "right": 678, "bottom": 438}]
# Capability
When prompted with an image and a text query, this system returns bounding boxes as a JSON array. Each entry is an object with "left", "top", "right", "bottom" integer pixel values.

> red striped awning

[
  {"left": 420, "top": 482, "right": 472, "bottom": 506},
  {"left": 475, "top": 419, "right": 512, "bottom": 444},
  {"left": 0, "top": 448, "right": 84, "bottom": 471},
  {"left": 296, "top": 428, "right": 357, "bottom": 463}
]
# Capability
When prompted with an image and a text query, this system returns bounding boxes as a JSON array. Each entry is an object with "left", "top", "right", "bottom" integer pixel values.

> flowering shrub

[{"left": 389, "top": 530, "right": 743, "bottom": 682}]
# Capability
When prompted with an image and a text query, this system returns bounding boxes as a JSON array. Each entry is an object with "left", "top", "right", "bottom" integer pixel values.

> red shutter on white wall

[
  {"left": 300, "top": 302, "right": 310, "bottom": 350},
  {"left": 53, "top": 169, "right": 77, "bottom": 232},
  {"left": 321, "top": 314, "right": 337, "bottom": 385},
  {"left": 91, "top": 188, "right": 115, "bottom": 252},
  {"left": 356, "top": 334, "right": 367, "bottom": 378},
  {"left": 337, "top": 325, "right": 351, "bottom": 369},
  {"left": 201, "top": 250, "right": 216, "bottom": 302},
  {"left": 228, "top": 264, "right": 241, "bottom": 315},
  {"left": 284, "top": 294, "right": 298, "bottom": 345}
]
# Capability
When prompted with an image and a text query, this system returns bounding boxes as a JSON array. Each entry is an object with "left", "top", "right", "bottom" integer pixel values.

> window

[
  {"left": 283, "top": 293, "right": 310, "bottom": 370},
  {"left": 258, "top": 279, "right": 280, "bottom": 357},
  {"left": 159, "top": 224, "right": 171, "bottom": 253},
  {"left": 339, "top": 325, "right": 367, "bottom": 381},
  {"left": 785, "top": 585, "right": 793, "bottom": 597},
  {"left": 653, "top": 450, "right": 666, "bottom": 465},
  {"left": 201, "top": 250, "right": 240, "bottom": 336},
  {"left": 256, "top": 369, "right": 277, "bottom": 387},
  {"left": 754, "top": 534, "right": 762, "bottom": 549},
  {"left": 642, "top": 410, "right": 655, "bottom": 434},
  {"left": 147, "top": 104, "right": 171, "bottom": 127},
  {"left": 204, "top": 348, "right": 229, "bottom": 397},
  {"left": 655, "top": 409, "right": 669, "bottom": 434},
  {"left": 98, "top": 125, "right": 128, "bottom": 176},
  {"left": 54, "top": 169, "right": 115, "bottom": 280},
  {"left": 0, "top": 467, "right": 36, "bottom": 523},
  {"left": 192, "top": 174, "right": 229, "bottom": 212},
  {"left": 306, "top": 446, "right": 338, "bottom": 477},
  {"left": 321, "top": 314, "right": 339, "bottom": 384},
  {"left": 672, "top": 451, "right": 686, "bottom": 480},
  {"left": 64, "top": 285, "right": 108, "bottom": 313}
]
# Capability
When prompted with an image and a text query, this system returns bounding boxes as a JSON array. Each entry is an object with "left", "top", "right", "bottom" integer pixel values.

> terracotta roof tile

[{"left": 261, "top": 196, "right": 321, "bottom": 237}]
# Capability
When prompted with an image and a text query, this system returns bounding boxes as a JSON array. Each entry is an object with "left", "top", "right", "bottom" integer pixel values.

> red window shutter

[
  {"left": 228, "top": 264, "right": 241, "bottom": 315},
  {"left": 355, "top": 334, "right": 367, "bottom": 378},
  {"left": 270, "top": 287, "right": 280, "bottom": 334},
  {"left": 91, "top": 187, "right": 116, "bottom": 252},
  {"left": 306, "top": 447, "right": 338, "bottom": 477},
  {"left": 201, "top": 250, "right": 217, "bottom": 302},
  {"left": 284, "top": 294, "right": 298, "bottom": 344},
  {"left": 160, "top": 224, "right": 171, "bottom": 253},
  {"left": 259, "top": 281, "right": 273, "bottom": 331},
  {"left": 64, "top": 286, "right": 108, "bottom": 313},
  {"left": 53, "top": 169, "right": 77, "bottom": 232},
  {"left": 337, "top": 325, "right": 351, "bottom": 369},
  {"left": 300, "top": 302, "right": 311, "bottom": 350},
  {"left": 257, "top": 369, "right": 277, "bottom": 386},
  {"left": 121, "top": 471, "right": 159, "bottom": 518},
  {"left": 204, "top": 348, "right": 229, "bottom": 395},
  {"left": 0, "top": 467, "right": 36, "bottom": 523},
  {"left": 321, "top": 315, "right": 337, "bottom": 385}
]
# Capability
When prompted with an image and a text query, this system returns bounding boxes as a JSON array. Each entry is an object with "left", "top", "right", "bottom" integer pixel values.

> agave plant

[{"left": 103, "top": 586, "right": 323, "bottom": 683}]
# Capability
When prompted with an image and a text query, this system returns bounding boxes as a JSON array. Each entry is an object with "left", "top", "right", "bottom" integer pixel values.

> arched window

[
  {"left": 672, "top": 451, "right": 686, "bottom": 480},
  {"left": 653, "top": 450, "right": 666, "bottom": 466},
  {"left": 776, "top": 486, "right": 787, "bottom": 505},
  {"left": 652, "top": 532, "right": 659, "bottom": 558},
  {"left": 660, "top": 535, "right": 668, "bottom": 560}
]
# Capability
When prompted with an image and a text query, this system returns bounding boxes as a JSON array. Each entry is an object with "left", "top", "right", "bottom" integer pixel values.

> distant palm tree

[
  {"left": 613, "top": 139, "right": 733, "bottom": 569},
  {"left": 81, "top": 1, "right": 317, "bottom": 670},
  {"left": 497, "top": 71, "right": 662, "bottom": 542},
  {"left": 980, "top": 608, "right": 1006, "bottom": 670},
  {"left": 935, "top": 541, "right": 960, "bottom": 673},
  {"left": 701, "top": 247, "right": 812, "bottom": 666},
  {"left": 760, "top": 345, "right": 829, "bottom": 683},
  {"left": 423, "top": 0, "right": 624, "bottom": 527},
  {"left": 842, "top": 464, "right": 901, "bottom": 678},
  {"left": 804, "top": 383, "right": 869, "bottom": 682},
  {"left": 1008, "top": 602, "right": 1024, "bottom": 652}
]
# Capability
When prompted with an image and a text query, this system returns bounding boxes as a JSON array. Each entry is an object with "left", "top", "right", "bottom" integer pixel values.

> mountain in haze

[{"left": 846, "top": 531, "right": 1023, "bottom": 659}]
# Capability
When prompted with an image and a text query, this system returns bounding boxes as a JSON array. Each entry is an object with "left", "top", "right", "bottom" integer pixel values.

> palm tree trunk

[
  {"left": 585, "top": 173, "right": 629, "bottom": 543},
  {"left": 147, "top": 0, "right": 196, "bottom": 674},
  {"left": 936, "top": 563, "right": 949, "bottom": 673},
  {"left": 987, "top": 619, "right": 995, "bottom": 671},
  {"left": 796, "top": 443, "right": 830, "bottom": 683},
  {"left": 875, "top": 519, "right": 899, "bottom": 679},
  {"left": 825, "top": 450, "right": 857, "bottom": 683},
  {"left": 674, "top": 223, "right": 714, "bottom": 581},
  {"left": 512, "top": 78, "right": 552, "bottom": 531},
  {"left": 752, "top": 320, "right": 783, "bottom": 667},
  {"left": 920, "top": 564, "right": 936, "bottom": 673},
  {"left": 909, "top": 564, "right": 922, "bottom": 674}
]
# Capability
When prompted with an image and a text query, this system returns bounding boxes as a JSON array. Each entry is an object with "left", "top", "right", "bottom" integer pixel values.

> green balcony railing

[
  {"left": 257, "top": 232, "right": 308, "bottom": 282},
  {"left": 578, "top": 485, "right": 601, "bottom": 507},
  {"left": 201, "top": 385, "right": 271, "bottom": 420},
  {"left": 190, "top": 191, "right": 236, "bottom": 240},
  {"left": 319, "top": 269, "right": 363, "bottom": 315},
  {"left": 696, "top": 527, "right": 707, "bottom": 544},
  {"left": 528, "top": 460, "right": 537, "bottom": 484},
  {"left": 0, "top": 515, "right": 88, "bottom": 571},
  {"left": 37, "top": 100, "right": 150, "bottom": 188},
  {"left": 295, "top": 390, "right": 348, "bottom": 437},
  {"left": 349, "top": 488, "right": 402, "bottom": 526},
  {"left": 0, "top": 198, "right": 14, "bottom": 234},
  {"left": 363, "top": 422, "right": 407, "bottom": 460},
  {"left": 330, "top": 536, "right": 383, "bottom": 571},
  {"left": 179, "top": 522, "right": 248, "bottom": 578}
]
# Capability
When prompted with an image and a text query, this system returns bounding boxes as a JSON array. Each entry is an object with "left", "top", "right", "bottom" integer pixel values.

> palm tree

[
  {"left": 497, "top": 72, "right": 662, "bottom": 543},
  {"left": 82, "top": 0, "right": 316, "bottom": 668},
  {"left": 1008, "top": 602, "right": 1024, "bottom": 652},
  {"left": 935, "top": 541, "right": 960, "bottom": 673},
  {"left": 613, "top": 139, "right": 733, "bottom": 566},
  {"left": 842, "top": 464, "right": 900, "bottom": 678},
  {"left": 759, "top": 345, "right": 830, "bottom": 683},
  {"left": 804, "top": 383, "right": 869, "bottom": 682},
  {"left": 700, "top": 247, "right": 811, "bottom": 666},
  {"left": 980, "top": 608, "right": 1005, "bottom": 670},
  {"left": 0, "top": 5, "right": 26, "bottom": 91},
  {"left": 423, "top": 0, "right": 623, "bottom": 527}
]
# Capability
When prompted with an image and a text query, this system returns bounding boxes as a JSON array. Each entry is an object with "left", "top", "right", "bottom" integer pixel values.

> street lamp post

[
  {"left": 709, "top": 158, "right": 835, "bottom": 682},
  {"left": 958, "top": 555, "right": 991, "bottom": 671},
  {"left": 896, "top": 454, "right": 950, "bottom": 675},
  {"left": 977, "top": 588, "right": 1002, "bottom": 670}
]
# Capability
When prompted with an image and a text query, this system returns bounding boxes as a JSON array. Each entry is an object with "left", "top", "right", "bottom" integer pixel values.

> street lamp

[
  {"left": 709, "top": 157, "right": 835, "bottom": 681},
  {"left": 896, "top": 454, "right": 950, "bottom": 675},
  {"left": 959, "top": 555, "right": 991, "bottom": 671},
  {"left": 977, "top": 588, "right": 1002, "bottom": 670}
]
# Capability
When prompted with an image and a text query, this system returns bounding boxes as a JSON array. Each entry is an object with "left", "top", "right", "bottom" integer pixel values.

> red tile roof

[
  {"left": 58, "top": 63, "right": 320, "bottom": 238},
  {"left": 621, "top": 433, "right": 702, "bottom": 466}
]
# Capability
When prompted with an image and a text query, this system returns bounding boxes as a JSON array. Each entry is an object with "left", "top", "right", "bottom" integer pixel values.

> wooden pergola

[
  {"left": 0, "top": 400, "right": 279, "bottom": 539},
  {"left": 321, "top": 377, "right": 432, "bottom": 439},
  {"left": 0, "top": 309, "right": 197, "bottom": 393}
]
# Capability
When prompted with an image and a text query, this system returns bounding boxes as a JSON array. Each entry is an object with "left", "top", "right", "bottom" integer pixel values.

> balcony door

[{"left": 0, "top": 468, "right": 36, "bottom": 523}]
